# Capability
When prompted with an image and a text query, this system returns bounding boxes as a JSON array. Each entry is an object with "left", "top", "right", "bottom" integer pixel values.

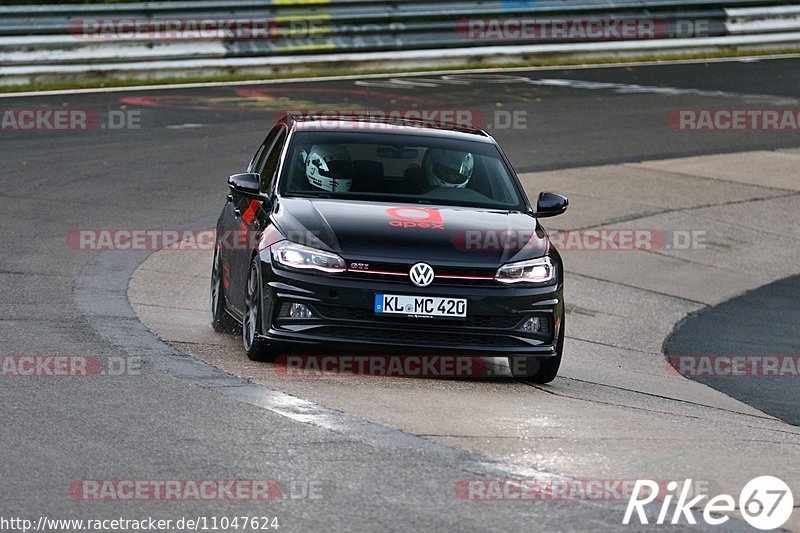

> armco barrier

[{"left": 0, "top": 1, "right": 799, "bottom": 84}]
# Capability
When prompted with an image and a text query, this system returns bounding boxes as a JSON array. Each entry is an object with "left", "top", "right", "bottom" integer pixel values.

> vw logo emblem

[{"left": 409, "top": 263, "right": 435, "bottom": 288}]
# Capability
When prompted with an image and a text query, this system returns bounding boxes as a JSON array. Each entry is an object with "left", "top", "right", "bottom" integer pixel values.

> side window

[
  {"left": 248, "top": 125, "right": 281, "bottom": 174},
  {"left": 247, "top": 145, "right": 265, "bottom": 174},
  {"left": 257, "top": 128, "right": 288, "bottom": 193}
]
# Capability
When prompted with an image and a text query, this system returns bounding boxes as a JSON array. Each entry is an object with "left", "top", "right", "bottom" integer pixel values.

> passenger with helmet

[
  {"left": 424, "top": 149, "right": 474, "bottom": 190},
  {"left": 304, "top": 144, "right": 354, "bottom": 192}
]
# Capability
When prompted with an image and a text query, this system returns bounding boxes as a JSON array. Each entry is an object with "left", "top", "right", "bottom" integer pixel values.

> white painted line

[
  {"left": 165, "top": 123, "right": 205, "bottom": 129},
  {"left": 529, "top": 78, "right": 800, "bottom": 105},
  {"left": 1, "top": 52, "right": 800, "bottom": 100}
]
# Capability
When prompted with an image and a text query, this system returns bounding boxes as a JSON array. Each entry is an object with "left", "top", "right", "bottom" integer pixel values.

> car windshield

[{"left": 280, "top": 131, "right": 526, "bottom": 210}]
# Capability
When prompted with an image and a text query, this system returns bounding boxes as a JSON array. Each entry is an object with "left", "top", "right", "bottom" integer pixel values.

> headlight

[
  {"left": 272, "top": 241, "right": 346, "bottom": 273},
  {"left": 495, "top": 256, "right": 556, "bottom": 285}
]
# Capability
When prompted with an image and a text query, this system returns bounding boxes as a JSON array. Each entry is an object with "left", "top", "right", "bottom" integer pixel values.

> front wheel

[{"left": 243, "top": 258, "right": 279, "bottom": 362}]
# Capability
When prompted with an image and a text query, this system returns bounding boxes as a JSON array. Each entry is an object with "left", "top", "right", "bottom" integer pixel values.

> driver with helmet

[
  {"left": 305, "top": 144, "right": 354, "bottom": 192},
  {"left": 424, "top": 149, "right": 474, "bottom": 189}
]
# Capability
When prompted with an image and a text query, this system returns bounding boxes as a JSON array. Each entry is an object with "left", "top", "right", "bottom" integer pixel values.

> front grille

[
  {"left": 311, "top": 327, "right": 532, "bottom": 348},
  {"left": 434, "top": 266, "right": 497, "bottom": 286},
  {"left": 313, "top": 304, "right": 529, "bottom": 330},
  {"left": 343, "top": 262, "right": 497, "bottom": 286}
]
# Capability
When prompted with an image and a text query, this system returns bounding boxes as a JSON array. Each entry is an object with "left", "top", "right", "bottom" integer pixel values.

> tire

[
  {"left": 509, "top": 316, "right": 564, "bottom": 383},
  {"left": 210, "top": 244, "right": 238, "bottom": 334},
  {"left": 243, "top": 257, "right": 279, "bottom": 362}
]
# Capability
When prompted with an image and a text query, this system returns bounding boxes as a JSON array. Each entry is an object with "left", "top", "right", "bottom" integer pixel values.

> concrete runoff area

[{"left": 130, "top": 149, "right": 800, "bottom": 529}]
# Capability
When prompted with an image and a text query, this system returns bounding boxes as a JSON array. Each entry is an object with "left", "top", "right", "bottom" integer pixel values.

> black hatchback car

[{"left": 211, "top": 115, "right": 568, "bottom": 382}]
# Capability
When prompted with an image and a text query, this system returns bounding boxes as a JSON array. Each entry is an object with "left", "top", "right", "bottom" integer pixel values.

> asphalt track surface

[
  {"left": 666, "top": 274, "right": 800, "bottom": 427},
  {"left": 1, "top": 57, "right": 799, "bottom": 531}
]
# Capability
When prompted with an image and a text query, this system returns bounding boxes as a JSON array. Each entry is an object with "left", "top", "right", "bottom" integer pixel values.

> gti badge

[{"left": 409, "top": 263, "right": 435, "bottom": 288}]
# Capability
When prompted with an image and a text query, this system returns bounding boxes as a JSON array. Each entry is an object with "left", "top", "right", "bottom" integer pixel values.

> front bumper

[{"left": 258, "top": 252, "right": 564, "bottom": 357}]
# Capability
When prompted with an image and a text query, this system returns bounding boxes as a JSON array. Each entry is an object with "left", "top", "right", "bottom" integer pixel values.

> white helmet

[
  {"left": 305, "top": 144, "right": 353, "bottom": 192},
  {"left": 425, "top": 149, "right": 474, "bottom": 189}
]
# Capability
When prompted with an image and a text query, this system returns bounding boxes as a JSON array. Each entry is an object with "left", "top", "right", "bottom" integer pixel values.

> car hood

[{"left": 272, "top": 198, "right": 550, "bottom": 265}]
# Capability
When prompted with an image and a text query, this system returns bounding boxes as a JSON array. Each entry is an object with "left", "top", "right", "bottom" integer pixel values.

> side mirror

[
  {"left": 228, "top": 173, "right": 262, "bottom": 198},
  {"left": 535, "top": 192, "right": 569, "bottom": 218}
]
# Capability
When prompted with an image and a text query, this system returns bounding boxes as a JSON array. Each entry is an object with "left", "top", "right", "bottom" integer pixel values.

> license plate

[{"left": 374, "top": 294, "right": 467, "bottom": 319}]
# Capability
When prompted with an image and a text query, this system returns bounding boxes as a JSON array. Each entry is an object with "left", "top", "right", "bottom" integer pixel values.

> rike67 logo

[
  {"left": 386, "top": 207, "right": 445, "bottom": 230},
  {"left": 624, "top": 476, "right": 793, "bottom": 530}
]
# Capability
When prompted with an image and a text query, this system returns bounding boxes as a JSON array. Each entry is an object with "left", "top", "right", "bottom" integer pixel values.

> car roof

[{"left": 283, "top": 113, "right": 495, "bottom": 143}]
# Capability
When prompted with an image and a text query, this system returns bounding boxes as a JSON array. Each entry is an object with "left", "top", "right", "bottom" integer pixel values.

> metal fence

[{"left": 1, "top": 1, "right": 799, "bottom": 83}]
